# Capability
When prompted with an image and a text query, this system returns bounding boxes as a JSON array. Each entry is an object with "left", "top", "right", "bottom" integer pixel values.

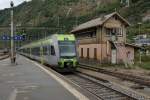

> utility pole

[
  {"left": 57, "top": 16, "right": 60, "bottom": 27},
  {"left": 57, "top": 16, "right": 60, "bottom": 33},
  {"left": 138, "top": 22, "right": 142, "bottom": 35},
  {"left": 10, "top": 1, "right": 15, "bottom": 64},
  {"left": 75, "top": 16, "right": 78, "bottom": 27},
  {"left": 126, "top": 0, "right": 130, "bottom": 7},
  {"left": 66, "top": 8, "right": 72, "bottom": 18}
]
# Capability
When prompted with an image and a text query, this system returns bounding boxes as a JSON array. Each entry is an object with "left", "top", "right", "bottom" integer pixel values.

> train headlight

[
  {"left": 73, "top": 59, "right": 78, "bottom": 67},
  {"left": 58, "top": 59, "right": 64, "bottom": 68},
  {"left": 76, "top": 61, "right": 79, "bottom": 65},
  {"left": 58, "top": 61, "right": 62, "bottom": 66}
]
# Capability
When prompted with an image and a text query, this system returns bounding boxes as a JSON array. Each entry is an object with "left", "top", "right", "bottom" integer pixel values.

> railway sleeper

[
  {"left": 89, "top": 88, "right": 106, "bottom": 92},
  {"left": 98, "top": 92, "right": 121, "bottom": 96},
  {"left": 83, "top": 85, "right": 104, "bottom": 89},
  {"left": 110, "top": 97, "right": 134, "bottom": 100},
  {"left": 100, "top": 95, "right": 128, "bottom": 100}
]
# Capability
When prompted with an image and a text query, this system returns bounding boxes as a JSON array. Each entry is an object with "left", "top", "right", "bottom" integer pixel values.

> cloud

[{"left": 0, "top": 0, "right": 31, "bottom": 10}]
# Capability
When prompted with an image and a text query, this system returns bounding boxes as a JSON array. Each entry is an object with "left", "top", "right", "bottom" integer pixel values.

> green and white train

[{"left": 19, "top": 34, "right": 78, "bottom": 72}]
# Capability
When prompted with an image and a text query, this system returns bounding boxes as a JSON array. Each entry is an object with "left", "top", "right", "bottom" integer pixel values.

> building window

[
  {"left": 87, "top": 48, "right": 89, "bottom": 59},
  {"left": 106, "top": 28, "right": 123, "bottom": 36},
  {"left": 76, "top": 30, "right": 96, "bottom": 39},
  {"left": 81, "top": 48, "right": 83, "bottom": 58},
  {"left": 94, "top": 48, "right": 97, "bottom": 60},
  {"left": 116, "top": 28, "right": 123, "bottom": 36},
  {"left": 113, "top": 16, "right": 118, "bottom": 20},
  {"left": 90, "top": 31, "right": 96, "bottom": 37},
  {"left": 106, "top": 28, "right": 114, "bottom": 36},
  {"left": 86, "top": 31, "right": 96, "bottom": 38}
]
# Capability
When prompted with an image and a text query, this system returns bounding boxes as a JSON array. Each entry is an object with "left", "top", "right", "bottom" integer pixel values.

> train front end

[{"left": 57, "top": 34, "right": 78, "bottom": 72}]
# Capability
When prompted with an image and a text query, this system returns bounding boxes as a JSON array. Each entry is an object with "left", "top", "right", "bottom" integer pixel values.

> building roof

[
  {"left": 125, "top": 43, "right": 142, "bottom": 49},
  {"left": 71, "top": 12, "right": 130, "bottom": 33},
  {"left": 108, "top": 40, "right": 141, "bottom": 49}
]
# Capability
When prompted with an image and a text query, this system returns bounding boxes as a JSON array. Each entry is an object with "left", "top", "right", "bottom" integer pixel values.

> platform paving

[{"left": 0, "top": 55, "right": 88, "bottom": 100}]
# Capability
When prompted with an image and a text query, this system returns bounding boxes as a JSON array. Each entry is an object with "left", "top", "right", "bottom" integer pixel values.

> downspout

[{"left": 101, "top": 26, "right": 103, "bottom": 65}]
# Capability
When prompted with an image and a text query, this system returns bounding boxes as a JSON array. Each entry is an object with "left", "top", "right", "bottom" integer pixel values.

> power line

[{"left": 0, "top": 26, "right": 63, "bottom": 30}]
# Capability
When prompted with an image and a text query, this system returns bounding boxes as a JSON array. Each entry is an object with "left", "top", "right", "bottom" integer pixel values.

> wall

[
  {"left": 116, "top": 44, "right": 134, "bottom": 63},
  {"left": 100, "top": 16, "right": 126, "bottom": 43},
  {"left": 77, "top": 38, "right": 97, "bottom": 44},
  {"left": 78, "top": 43, "right": 108, "bottom": 62}
]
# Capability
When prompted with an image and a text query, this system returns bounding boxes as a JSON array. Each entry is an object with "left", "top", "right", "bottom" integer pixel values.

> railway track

[
  {"left": 0, "top": 53, "right": 9, "bottom": 60},
  {"left": 78, "top": 63, "right": 150, "bottom": 87},
  {"left": 0, "top": 53, "right": 7, "bottom": 56},
  {"left": 65, "top": 72, "right": 143, "bottom": 100},
  {"left": 21, "top": 55, "right": 150, "bottom": 100}
]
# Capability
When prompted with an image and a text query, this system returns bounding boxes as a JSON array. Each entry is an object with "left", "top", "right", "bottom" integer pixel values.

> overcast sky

[{"left": 0, "top": 0, "right": 31, "bottom": 10}]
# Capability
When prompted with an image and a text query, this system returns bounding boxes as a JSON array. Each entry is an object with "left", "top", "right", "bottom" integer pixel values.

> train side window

[
  {"left": 51, "top": 46, "right": 55, "bottom": 56},
  {"left": 33, "top": 47, "right": 40, "bottom": 56},
  {"left": 43, "top": 46, "right": 48, "bottom": 55},
  {"left": 37, "top": 47, "right": 40, "bottom": 56},
  {"left": 48, "top": 46, "right": 51, "bottom": 55},
  {"left": 31, "top": 48, "right": 33, "bottom": 55},
  {"left": 32, "top": 48, "right": 36, "bottom": 55},
  {"left": 27, "top": 48, "right": 30, "bottom": 54}
]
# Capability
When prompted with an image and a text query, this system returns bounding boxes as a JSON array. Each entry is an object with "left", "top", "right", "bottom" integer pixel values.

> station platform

[{"left": 0, "top": 55, "right": 93, "bottom": 100}]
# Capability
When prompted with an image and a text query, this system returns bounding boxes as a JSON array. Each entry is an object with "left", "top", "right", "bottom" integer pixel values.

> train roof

[
  {"left": 56, "top": 34, "right": 75, "bottom": 41},
  {"left": 20, "top": 34, "right": 75, "bottom": 49}
]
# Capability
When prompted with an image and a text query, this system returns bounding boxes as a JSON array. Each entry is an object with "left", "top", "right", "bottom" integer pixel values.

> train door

[
  {"left": 127, "top": 51, "right": 133, "bottom": 64},
  {"left": 47, "top": 45, "right": 57, "bottom": 65}
]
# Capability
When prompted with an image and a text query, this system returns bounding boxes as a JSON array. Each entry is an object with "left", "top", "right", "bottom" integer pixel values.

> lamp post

[
  {"left": 10, "top": 1, "right": 15, "bottom": 64},
  {"left": 138, "top": 22, "right": 142, "bottom": 35},
  {"left": 138, "top": 22, "right": 142, "bottom": 64}
]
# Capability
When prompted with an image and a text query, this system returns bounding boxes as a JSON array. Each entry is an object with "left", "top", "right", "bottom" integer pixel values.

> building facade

[{"left": 71, "top": 12, "right": 136, "bottom": 64}]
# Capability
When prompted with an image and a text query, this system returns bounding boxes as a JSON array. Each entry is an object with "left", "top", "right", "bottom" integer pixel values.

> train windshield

[{"left": 59, "top": 41, "right": 76, "bottom": 58}]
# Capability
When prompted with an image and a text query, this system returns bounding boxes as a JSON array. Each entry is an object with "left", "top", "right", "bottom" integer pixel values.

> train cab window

[
  {"left": 51, "top": 46, "right": 55, "bottom": 56},
  {"left": 58, "top": 41, "right": 76, "bottom": 58}
]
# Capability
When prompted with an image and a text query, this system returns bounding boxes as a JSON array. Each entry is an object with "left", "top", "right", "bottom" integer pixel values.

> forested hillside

[{"left": 0, "top": 0, "right": 149, "bottom": 40}]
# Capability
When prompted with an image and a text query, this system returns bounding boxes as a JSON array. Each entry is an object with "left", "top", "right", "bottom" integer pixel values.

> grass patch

[
  {"left": 134, "top": 53, "right": 150, "bottom": 70},
  {"left": 137, "top": 62, "right": 150, "bottom": 70}
]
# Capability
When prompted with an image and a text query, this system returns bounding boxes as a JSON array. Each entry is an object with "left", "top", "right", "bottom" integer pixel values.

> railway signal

[{"left": 1, "top": 35, "right": 26, "bottom": 41}]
